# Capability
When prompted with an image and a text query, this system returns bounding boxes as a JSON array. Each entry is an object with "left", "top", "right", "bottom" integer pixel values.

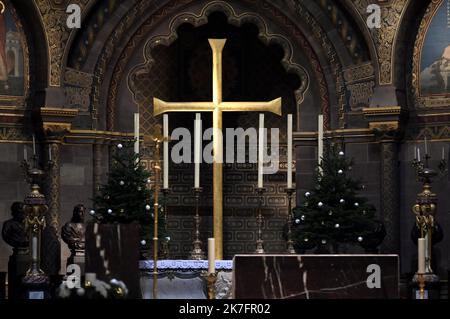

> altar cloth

[{"left": 139, "top": 260, "right": 233, "bottom": 299}]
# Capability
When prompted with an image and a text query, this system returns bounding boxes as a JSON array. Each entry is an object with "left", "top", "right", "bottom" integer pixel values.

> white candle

[
  {"left": 208, "top": 238, "right": 215, "bottom": 274},
  {"left": 414, "top": 146, "right": 417, "bottom": 160},
  {"left": 32, "top": 135, "right": 36, "bottom": 155},
  {"left": 32, "top": 235, "right": 38, "bottom": 261},
  {"left": 418, "top": 238, "right": 426, "bottom": 274},
  {"left": 287, "top": 114, "right": 293, "bottom": 189},
  {"left": 424, "top": 136, "right": 428, "bottom": 155},
  {"left": 318, "top": 115, "right": 324, "bottom": 166},
  {"left": 134, "top": 113, "right": 140, "bottom": 154},
  {"left": 163, "top": 114, "right": 169, "bottom": 189},
  {"left": 418, "top": 148, "right": 421, "bottom": 162},
  {"left": 48, "top": 147, "right": 52, "bottom": 161},
  {"left": 194, "top": 113, "right": 201, "bottom": 189},
  {"left": 258, "top": 114, "right": 264, "bottom": 188},
  {"left": 442, "top": 147, "right": 445, "bottom": 160},
  {"left": 24, "top": 146, "right": 27, "bottom": 161}
]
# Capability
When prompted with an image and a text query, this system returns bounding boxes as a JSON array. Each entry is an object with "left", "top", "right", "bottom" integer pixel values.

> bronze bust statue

[
  {"left": 62, "top": 204, "right": 86, "bottom": 255},
  {"left": 1, "top": 202, "right": 28, "bottom": 254}
]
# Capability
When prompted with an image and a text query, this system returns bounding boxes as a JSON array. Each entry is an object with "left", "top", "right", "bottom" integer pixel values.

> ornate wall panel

[
  {"left": 344, "top": 62, "right": 375, "bottom": 110},
  {"left": 350, "top": 0, "right": 409, "bottom": 85},
  {"left": 35, "top": 0, "right": 90, "bottom": 86}
]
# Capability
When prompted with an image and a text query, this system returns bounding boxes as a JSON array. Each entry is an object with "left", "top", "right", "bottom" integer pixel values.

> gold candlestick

[
  {"left": 206, "top": 272, "right": 217, "bottom": 299},
  {"left": 190, "top": 187, "right": 206, "bottom": 260},
  {"left": 144, "top": 130, "right": 165, "bottom": 300},
  {"left": 285, "top": 187, "right": 296, "bottom": 254},
  {"left": 161, "top": 188, "right": 170, "bottom": 259},
  {"left": 255, "top": 187, "right": 266, "bottom": 254},
  {"left": 418, "top": 273, "right": 426, "bottom": 299}
]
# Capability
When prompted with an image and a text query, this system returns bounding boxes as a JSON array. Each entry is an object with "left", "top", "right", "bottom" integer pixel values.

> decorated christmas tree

[
  {"left": 292, "top": 143, "right": 385, "bottom": 253},
  {"left": 90, "top": 141, "right": 168, "bottom": 248}
]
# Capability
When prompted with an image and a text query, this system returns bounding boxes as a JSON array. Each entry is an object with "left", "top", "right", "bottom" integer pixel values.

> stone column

[
  {"left": 93, "top": 143, "right": 102, "bottom": 196},
  {"left": 380, "top": 139, "right": 400, "bottom": 253},
  {"left": 39, "top": 108, "right": 78, "bottom": 275},
  {"left": 363, "top": 106, "right": 404, "bottom": 254},
  {"left": 42, "top": 139, "right": 62, "bottom": 275}
]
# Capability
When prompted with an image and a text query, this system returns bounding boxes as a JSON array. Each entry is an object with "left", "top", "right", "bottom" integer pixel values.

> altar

[
  {"left": 139, "top": 255, "right": 399, "bottom": 299},
  {"left": 139, "top": 260, "right": 233, "bottom": 299}
]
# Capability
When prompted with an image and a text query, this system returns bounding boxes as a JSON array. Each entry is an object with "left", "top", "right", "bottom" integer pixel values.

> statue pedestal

[{"left": 8, "top": 248, "right": 29, "bottom": 299}]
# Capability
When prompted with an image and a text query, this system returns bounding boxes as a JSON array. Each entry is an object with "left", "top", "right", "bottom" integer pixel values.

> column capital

[
  {"left": 363, "top": 106, "right": 406, "bottom": 141},
  {"left": 41, "top": 107, "right": 78, "bottom": 140}
]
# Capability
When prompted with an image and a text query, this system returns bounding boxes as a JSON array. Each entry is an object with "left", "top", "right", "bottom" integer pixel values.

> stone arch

[
  {"left": 88, "top": 0, "right": 342, "bottom": 131},
  {"left": 126, "top": 1, "right": 309, "bottom": 133}
]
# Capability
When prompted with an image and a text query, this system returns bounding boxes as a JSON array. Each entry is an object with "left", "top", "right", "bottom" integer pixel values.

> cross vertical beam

[{"left": 153, "top": 39, "right": 282, "bottom": 260}]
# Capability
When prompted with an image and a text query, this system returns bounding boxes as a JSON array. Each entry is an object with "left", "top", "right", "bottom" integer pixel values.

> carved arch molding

[
  {"left": 128, "top": 1, "right": 309, "bottom": 117},
  {"left": 102, "top": 0, "right": 337, "bottom": 132}
]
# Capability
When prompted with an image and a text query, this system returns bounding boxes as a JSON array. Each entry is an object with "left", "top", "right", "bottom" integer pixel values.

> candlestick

[
  {"left": 285, "top": 187, "right": 296, "bottom": 254},
  {"left": 208, "top": 238, "right": 215, "bottom": 274},
  {"left": 255, "top": 187, "right": 266, "bottom": 254},
  {"left": 318, "top": 115, "right": 324, "bottom": 167},
  {"left": 189, "top": 187, "right": 205, "bottom": 260},
  {"left": 418, "top": 238, "right": 426, "bottom": 274},
  {"left": 163, "top": 114, "right": 169, "bottom": 189},
  {"left": 258, "top": 114, "right": 264, "bottom": 188},
  {"left": 194, "top": 114, "right": 201, "bottom": 189},
  {"left": 287, "top": 114, "right": 293, "bottom": 189},
  {"left": 32, "top": 135, "right": 36, "bottom": 155},
  {"left": 134, "top": 113, "right": 140, "bottom": 154}
]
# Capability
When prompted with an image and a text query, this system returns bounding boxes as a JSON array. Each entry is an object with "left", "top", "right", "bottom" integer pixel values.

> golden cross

[{"left": 153, "top": 39, "right": 281, "bottom": 259}]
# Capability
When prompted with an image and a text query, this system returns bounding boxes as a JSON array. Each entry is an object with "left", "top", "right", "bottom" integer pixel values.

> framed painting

[
  {"left": 412, "top": 0, "right": 450, "bottom": 107},
  {"left": 0, "top": 0, "right": 28, "bottom": 104}
]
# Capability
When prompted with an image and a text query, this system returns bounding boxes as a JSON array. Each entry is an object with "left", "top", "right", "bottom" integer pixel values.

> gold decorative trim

[
  {"left": 362, "top": 106, "right": 402, "bottom": 116},
  {"left": 40, "top": 107, "right": 79, "bottom": 117},
  {"left": 349, "top": 0, "right": 407, "bottom": 85},
  {"left": 368, "top": 121, "right": 399, "bottom": 131}
]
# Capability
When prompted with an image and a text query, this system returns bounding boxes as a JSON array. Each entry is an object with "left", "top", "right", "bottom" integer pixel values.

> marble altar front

[{"left": 233, "top": 255, "right": 399, "bottom": 299}]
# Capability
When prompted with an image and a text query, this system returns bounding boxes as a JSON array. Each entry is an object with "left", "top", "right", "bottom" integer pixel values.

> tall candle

[
  {"left": 417, "top": 148, "right": 421, "bottom": 162},
  {"left": 287, "top": 114, "right": 293, "bottom": 188},
  {"left": 134, "top": 113, "right": 140, "bottom": 154},
  {"left": 318, "top": 115, "right": 324, "bottom": 166},
  {"left": 258, "top": 114, "right": 264, "bottom": 188},
  {"left": 32, "top": 235, "right": 38, "bottom": 261},
  {"left": 208, "top": 238, "right": 215, "bottom": 274},
  {"left": 424, "top": 136, "right": 428, "bottom": 155},
  {"left": 48, "top": 147, "right": 52, "bottom": 162},
  {"left": 418, "top": 238, "right": 426, "bottom": 274},
  {"left": 24, "top": 146, "right": 27, "bottom": 161},
  {"left": 194, "top": 113, "right": 201, "bottom": 188},
  {"left": 32, "top": 135, "right": 36, "bottom": 155},
  {"left": 163, "top": 114, "right": 169, "bottom": 189},
  {"left": 442, "top": 147, "right": 445, "bottom": 160},
  {"left": 414, "top": 146, "right": 417, "bottom": 160}
]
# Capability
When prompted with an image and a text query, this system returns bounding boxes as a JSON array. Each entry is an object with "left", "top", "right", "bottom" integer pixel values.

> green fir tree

[
  {"left": 91, "top": 141, "right": 168, "bottom": 248},
  {"left": 292, "top": 143, "right": 385, "bottom": 253}
]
